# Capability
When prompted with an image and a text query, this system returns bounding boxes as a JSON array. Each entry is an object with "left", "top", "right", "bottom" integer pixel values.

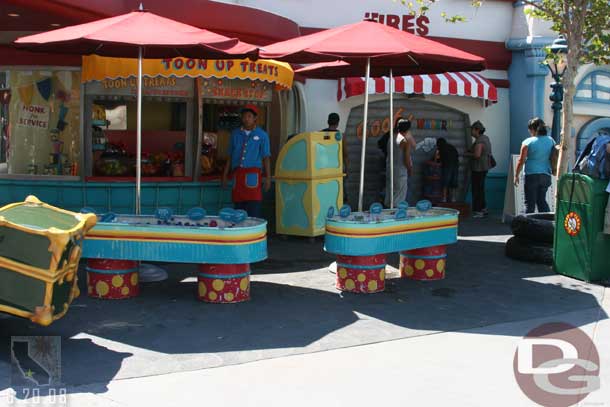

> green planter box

[{"left": 554, "top": 174, "right": 610, "bottom": 282}]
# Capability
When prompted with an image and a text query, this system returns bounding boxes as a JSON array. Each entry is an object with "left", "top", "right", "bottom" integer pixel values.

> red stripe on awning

[
  {"left": 374, "top": 77, "right": 385, "bottom": 93},
  {"left": 469, "top": 72, "right": 485, "bottom": 100},
  {"left": 338, "top": 72, "right": 499, "bottom": 105},
  {"left": 430, "top": 74, "right": 441, "bottom": 95},
  {"left": 448, "top": 74, "right": 458, "bottom": 95},
  {"left": 413, "top": 75, "right": 423, "bottom": 94},
  {"left": 453, "top": 72, "right": 472, "bottom": 97},
  {"left": 394, "top": 76, "right": 405, "bottom": 93}
]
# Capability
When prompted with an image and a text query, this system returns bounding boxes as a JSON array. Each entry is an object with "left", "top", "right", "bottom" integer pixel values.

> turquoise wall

[
  {"left": 486, "top": 173, "right": 508, "bottom": 210},
  {"left": 464, "top": 173, "right": 507, "bottom": 211},
  {"left": 0, "top": 180, "right": 234, "bottom": 215},
  {"left": 0, "top": 179, "right": 277, "bottom": 230}
]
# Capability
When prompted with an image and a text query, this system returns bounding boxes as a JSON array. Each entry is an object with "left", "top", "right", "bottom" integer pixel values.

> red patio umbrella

[
  {"left": 14, "top": 6, "right": 258, "bottom": 214},
  {"left": 262, "top": 21, "right": 486, "bottom": 210},
  {"left": 295, "top": 60, "right": 490, "bottom": 208},
  {"left": 294, "top": 60, "right": 482, "bottom": 79}
]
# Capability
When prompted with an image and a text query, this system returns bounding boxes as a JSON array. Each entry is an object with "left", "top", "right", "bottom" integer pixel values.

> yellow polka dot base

[
  {"left": 86, "top": 259, "right": 140, "bottom": 300},
  {"left": 336, "top": 255, "right": 386, "bottom": 294},
  {"left": 197, "top": 264, "right": 251, "bottom": 303},
  {"left": 399, "top": 246, "right": 447, "bottom": 281}
]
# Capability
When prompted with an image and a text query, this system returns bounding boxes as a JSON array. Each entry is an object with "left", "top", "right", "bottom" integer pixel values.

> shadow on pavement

[
  {"left": 0, "top": 217, "right": 605, "bottom": 393},
  {"left": 339, "top": 238, "right": 604, "bottom": 332},
  {"left": 0, "top": 334, "right": 132, "bottom": 396},
  {"left": 456, "top": 215, "right": 513, "bottom": 238}
]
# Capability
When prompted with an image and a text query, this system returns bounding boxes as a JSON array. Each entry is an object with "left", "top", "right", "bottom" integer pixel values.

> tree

[{"left": 395, "top": 0, "right": 610, "bottom": 175}]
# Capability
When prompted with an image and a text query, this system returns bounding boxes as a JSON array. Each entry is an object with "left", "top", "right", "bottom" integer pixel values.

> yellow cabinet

[{"left": 275, "top": 132, "right": 344, "bottom": 236}]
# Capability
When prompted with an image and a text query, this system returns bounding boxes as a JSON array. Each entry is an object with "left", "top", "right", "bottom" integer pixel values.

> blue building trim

[
  {"left": 575, "top": 70, "right": 610, "bottom": 104},
  {"left": 506, "top": 37, "right": 557, "bottom": 50},
  {"left": 535, "top": 63, "right": 547, "bottom": 118},
  {"left": 506, "top": 37, "right": 554, "bottom": 155}
]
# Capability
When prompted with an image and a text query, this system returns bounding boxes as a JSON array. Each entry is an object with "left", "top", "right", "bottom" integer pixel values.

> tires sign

[{"left": 564, "top": 212, "right": 582, "bottom": 236}]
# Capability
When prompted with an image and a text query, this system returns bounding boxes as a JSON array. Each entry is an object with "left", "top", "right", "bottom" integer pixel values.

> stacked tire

[{"left": 505, "top": 213, "right": 555, "bottom": 265}]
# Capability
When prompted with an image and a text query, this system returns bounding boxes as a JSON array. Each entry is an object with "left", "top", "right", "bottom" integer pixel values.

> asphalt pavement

[{"left": 0, "top": 214, "right": 608, "bottom": 406}]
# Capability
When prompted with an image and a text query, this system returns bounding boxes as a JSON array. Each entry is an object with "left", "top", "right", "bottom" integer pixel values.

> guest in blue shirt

[
  {"left": 221, "top": 104, "right": 271, "bottom": 218},
  {"left": 514, "top": 117, "right": 555, "bottom": 213}
]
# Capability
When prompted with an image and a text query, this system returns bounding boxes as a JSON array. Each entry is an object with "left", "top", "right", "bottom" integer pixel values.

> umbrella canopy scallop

[{"left": 14, "top": 9, "right": 257, "bottom": 59}]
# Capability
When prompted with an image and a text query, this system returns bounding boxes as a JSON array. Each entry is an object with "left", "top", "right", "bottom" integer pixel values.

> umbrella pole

[
  {"left": 136, "top": 46, "right": 142, "bottom": 215},
  {"left": 357, "top": 57, "right": 371, "bottom": 212},
  {"left": 389, "top": 69, "right": 394, "bottom": 209}
]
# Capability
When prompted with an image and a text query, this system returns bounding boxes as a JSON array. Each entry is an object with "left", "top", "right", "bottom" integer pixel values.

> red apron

[{"left": 232, "top": 167, "right": 262, "bottom": 202}]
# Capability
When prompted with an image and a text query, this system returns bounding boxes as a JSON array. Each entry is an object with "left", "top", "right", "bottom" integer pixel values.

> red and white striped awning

[{"left": 338, "top": 72, "right": 498, "bottom": 104}]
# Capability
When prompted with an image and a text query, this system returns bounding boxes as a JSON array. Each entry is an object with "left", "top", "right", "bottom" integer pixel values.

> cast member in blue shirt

[{"left": 221, "top": 104, "right": 271, "bottom": 218}]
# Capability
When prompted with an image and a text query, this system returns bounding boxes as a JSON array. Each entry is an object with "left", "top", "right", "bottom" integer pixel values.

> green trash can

[{"left": 554, "top": 173, "right": 610, "bottom": 282}]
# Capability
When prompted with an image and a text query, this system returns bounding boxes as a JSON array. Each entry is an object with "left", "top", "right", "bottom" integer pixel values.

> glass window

[
  {"left": 595, "top": 74, "right": 610, "bottom": 88},
  {"left": 105, "top": 104, "right": 127, "bottom": 130},
  {"left": 91, "top": 99, "right": 188, "bottom": 178},
  {"left": 2, "top": 69, "right": 81, "bottom": 176},
  {"left": 576, "top": 71, "right": 610, "bottom": 104},
  {"left": 597, "top": 90, "right": 610, "bottom": 101}
]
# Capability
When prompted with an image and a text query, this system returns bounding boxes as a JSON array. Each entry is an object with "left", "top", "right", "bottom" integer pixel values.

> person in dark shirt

[
  {"left": 320, "top": 112, "right": 346, "bottom": 167},
  {"left": 436, "top": 137, "right": 459, "bottom": 202},
  {"left": 321, "top": 112, "right": 348, "bottom": 171},
  {"left": 321, "top": 112, "right": 340, "bottom": 132},
  {"left": 321, "top": 112, "right": 349, "bottom": 204},
  {"left": 378, "top": 117, "right": 404, "bottom": 159}
]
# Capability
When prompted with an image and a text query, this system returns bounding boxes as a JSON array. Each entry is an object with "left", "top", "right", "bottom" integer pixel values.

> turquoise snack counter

[{"left": 0, "top": 179, "right": 233, "bottom": 215}]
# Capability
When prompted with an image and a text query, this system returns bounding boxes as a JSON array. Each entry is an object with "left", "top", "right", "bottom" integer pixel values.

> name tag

[{"left": 253, "top": 136, "right": 260, "bottom": 141}]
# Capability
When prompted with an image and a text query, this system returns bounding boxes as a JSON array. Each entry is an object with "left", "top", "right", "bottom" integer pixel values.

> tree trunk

[
  {"left": 558, "top": 74, "right": 575, "bottom": 175},
  {"left": 557, "top": 48, "right": 579, "bottom": 176}
]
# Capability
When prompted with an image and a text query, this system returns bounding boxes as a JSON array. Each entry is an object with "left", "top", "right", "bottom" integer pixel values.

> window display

[
  {"left": 3, "top": 69, "right": 81, "bottom": 176},
  {"left": 91, "top": 99, "right": 187, "bottom": 178},
  {"left": 85, "top": 76, "right": 194, "bottom": 180}
]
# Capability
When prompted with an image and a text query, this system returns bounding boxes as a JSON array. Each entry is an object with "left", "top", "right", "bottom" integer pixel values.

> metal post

[
  {"left": 136, "top": 46, "right": 142, "bottom": 214},
  {"left": 549, "top": 74, "right": 564, "bottom": 143},
  {"left": 357, "top": 58, "right": 371, "bottom": 212},
  {"left": 389, "top": 69, "right": 394, "bottom": 209},
  {"left": 194, "top": 78, "right": 203, "bottom": 184}
]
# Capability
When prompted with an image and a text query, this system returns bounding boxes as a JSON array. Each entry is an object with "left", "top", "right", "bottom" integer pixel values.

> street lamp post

[{"left": 546, "top": 37, "right": 568, "bottom": 143}]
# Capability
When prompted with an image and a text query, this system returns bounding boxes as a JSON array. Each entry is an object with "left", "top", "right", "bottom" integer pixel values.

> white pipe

[
  {"left": 136, "top": 46, "right": 142, "bottom": 215},
  {"left": 357, "top": 57, "right": 371, "bottom": 212},
  {"left": 194, "top": 78, "right": 203, "bottom": 185},
  {"left": 389, "top": 69, "right": 394, "bottom": 209}
]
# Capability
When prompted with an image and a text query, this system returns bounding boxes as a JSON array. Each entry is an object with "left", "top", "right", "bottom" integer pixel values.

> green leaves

[
  {"left": 394, "top": 0, "right": 609, "bottom": 63},
  {"left": 392, "top": 0, "right": 609, "bottom": 64},
  {"left": 397, "top": 0, "right": 474, "bottom": 23}
]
